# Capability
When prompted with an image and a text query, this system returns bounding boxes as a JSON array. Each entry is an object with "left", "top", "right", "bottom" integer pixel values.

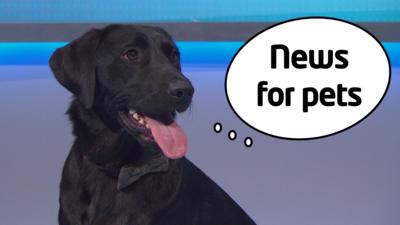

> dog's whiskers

[{"left": 134, "top": 91, "right": 160, "bottom": 107}]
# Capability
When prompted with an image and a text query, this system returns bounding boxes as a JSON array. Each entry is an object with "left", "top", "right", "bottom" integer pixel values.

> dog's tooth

[
  {"left": 129, "top": 109, "right": 136, "bottom": 115},
  {"left": 145, "top": 124, "right": 149, "bottom": 128},
  {"left": 138, "top": 118, "right": 145, "bottom": 125},
  {"left": 133, "top": 113, "right": 139, "bottom": 120}
]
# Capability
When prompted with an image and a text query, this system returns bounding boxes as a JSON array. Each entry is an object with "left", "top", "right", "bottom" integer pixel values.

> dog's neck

[{"left": 67, "top": 99, "right": 179, "bottom": 190}]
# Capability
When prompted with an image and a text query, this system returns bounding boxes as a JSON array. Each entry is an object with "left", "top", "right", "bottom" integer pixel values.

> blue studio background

[
  {"left": 0, "top": 0, "right": 399, "bottom": 22},
  {"left": 0, "top": 0, "right": 399, "bottom": 66}
]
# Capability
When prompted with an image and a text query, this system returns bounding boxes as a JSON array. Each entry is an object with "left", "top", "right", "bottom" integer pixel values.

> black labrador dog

[{"left": 50, "top": 24, "right": 256, "bottom": 225}]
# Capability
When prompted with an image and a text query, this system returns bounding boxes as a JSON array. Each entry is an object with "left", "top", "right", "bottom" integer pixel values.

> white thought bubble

[{"left": 225, "top": 17, "right": 391, "bottom": 140}]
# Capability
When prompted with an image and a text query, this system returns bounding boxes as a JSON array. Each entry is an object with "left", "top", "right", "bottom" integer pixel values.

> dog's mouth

[{"left": 118, "top": 109, "right": 187, "bottom": 159}]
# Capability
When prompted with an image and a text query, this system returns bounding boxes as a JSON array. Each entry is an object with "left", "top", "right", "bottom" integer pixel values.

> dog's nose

[{"left": 168, "top": 80, "right": 194, "bottom": 103}]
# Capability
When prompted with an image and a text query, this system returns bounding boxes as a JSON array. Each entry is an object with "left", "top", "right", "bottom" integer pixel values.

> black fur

[{"left": 50, "top": 24, "right": 256, "bottom": 225}]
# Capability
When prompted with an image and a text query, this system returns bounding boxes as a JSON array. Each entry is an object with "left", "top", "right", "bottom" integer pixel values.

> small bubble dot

[
  {"left": 228, "top": 130, "right": 237, "bottom": 140},
  {"left": 213, "top": 122, "right": 222, "bottom": 133},
  {"left": 244, "top": 137, "right": 253, "bottom": 147}
]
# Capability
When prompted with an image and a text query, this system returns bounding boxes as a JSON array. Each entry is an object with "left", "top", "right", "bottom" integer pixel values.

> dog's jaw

[{"left": 118, "top": 109, "right": 188, "bottom": 159}]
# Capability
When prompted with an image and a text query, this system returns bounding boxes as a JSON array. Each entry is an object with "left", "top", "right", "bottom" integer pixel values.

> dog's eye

[{"left": 122, "top": 49, "right": 140, "bottom": 62}]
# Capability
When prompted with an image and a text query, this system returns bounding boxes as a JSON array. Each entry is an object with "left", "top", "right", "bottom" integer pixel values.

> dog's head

[{"left": 50, "top": 25, "right": 194, "bottom": 159}]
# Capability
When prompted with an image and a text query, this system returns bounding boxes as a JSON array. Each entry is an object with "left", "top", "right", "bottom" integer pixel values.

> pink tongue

[{"left": 144, "top": 116, "right": 187, "bottom": 159}]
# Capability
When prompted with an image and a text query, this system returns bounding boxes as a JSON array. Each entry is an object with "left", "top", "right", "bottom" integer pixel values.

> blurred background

[{"left": 0, "top": 1, "right": 399, "bottom": 225}]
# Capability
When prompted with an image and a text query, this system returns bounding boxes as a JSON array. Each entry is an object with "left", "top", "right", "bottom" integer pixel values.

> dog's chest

[{"left": 84, "top": 169, "right": 180, "bottom": 225}]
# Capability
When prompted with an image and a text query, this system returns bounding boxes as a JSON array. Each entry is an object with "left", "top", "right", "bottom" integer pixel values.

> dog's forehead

[{"left": 102, "top": 25, "right": 173, "bottom": 46}]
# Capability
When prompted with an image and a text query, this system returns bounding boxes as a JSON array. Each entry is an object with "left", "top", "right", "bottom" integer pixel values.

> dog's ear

[{"left": 49, "top": 29, "right": 102, "bottom": 109}]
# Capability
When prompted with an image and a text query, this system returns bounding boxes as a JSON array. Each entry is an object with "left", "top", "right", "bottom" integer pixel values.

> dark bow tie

[{"left": 117, "top": 154, "right": 169, "bottom": 190}]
